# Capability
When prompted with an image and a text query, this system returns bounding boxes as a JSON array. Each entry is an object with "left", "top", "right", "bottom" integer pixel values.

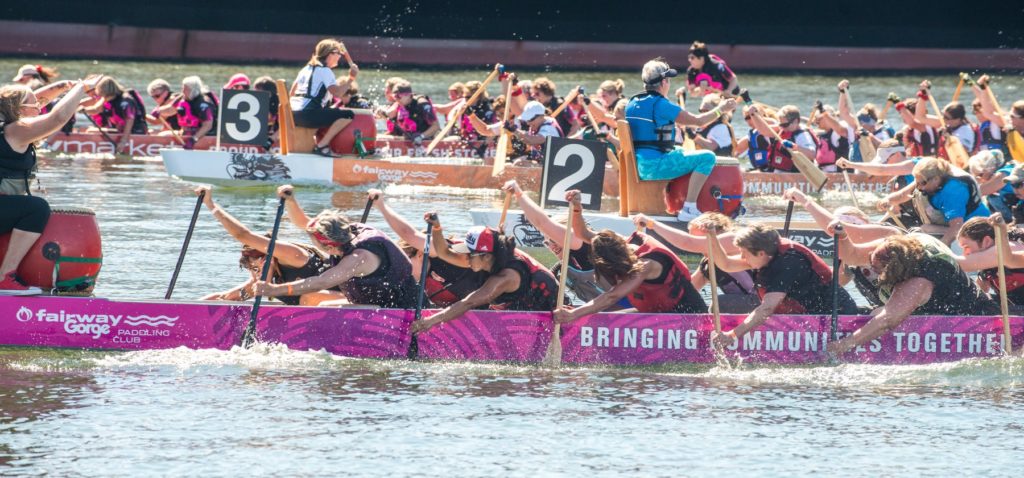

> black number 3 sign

[{"left": 218, "top": 89, "right": 270, "bottom": 146}]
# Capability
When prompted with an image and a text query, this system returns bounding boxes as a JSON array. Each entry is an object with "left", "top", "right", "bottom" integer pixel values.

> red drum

[
  {"left": 323, "top": 110, "right": 377, "bottom": 155},
  {"left": 0, "top": 206, "right": 103, "bottom": 292},
  {"left": 664, "top": 157, "right": 744, "bottom": 218}
]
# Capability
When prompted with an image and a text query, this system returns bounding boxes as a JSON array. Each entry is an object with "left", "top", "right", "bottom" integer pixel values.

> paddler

[
  {"left": 704, "top": 222, "right": 859, "bottom": 350},
  {"left": 195, "top": 186, "right": 339, "bottom": 305},
  {"left": 367, "top": 188, "right": 487, "bottom": 308},
  {"left": 253, "top": 186, "right": 418, "bottom": 308},
  {"left": 1000, "top": 164, "right": 1024, "bottom": 223},
  {"left": 505, "top": 100, "right": 562, "bottom": 165},
  {"left": 632, "top": 211, "right": 760, "bottom": 313},
  {"left": 967, "top": 150, "right": 1015, "bottom": 221},
  {"left": 410, "top": 219, "right": 560, "bottom": 334},
  {"left": 530, "top": 77, "right": 578, "bottom": 137},
  {"left": 626, "top": 58, "right": 737, "bottom": 221},
  {"left": 955, "top": 215, "right": 1024, "bottom": 310},
  {"left": 553, "top": 190, "right": 706, "bottom": 325},
  {"left": 895, "top": 93, "right": 939, "bottom": 157},
  {"left": 176, "top": 76, "right": 219, "bottom": 150},
  {"left": 289, "top": 38, "right": 359, "bottom": 156},
  {"left": 145, "top": 79, "right": 182, "bottom": 134},
  {"left": 826, "top": 225, "right": 997, "bottom": 356},
  {"left": 383, "top": 79, "right": 439, "bottom": 144},
  {"left": 690, "top": 93, "right": 734, "bottom": 156},
  {"left": 682, "top": 41, "right": 740, "bottom": 97},
  {"left": 0, "top": 80, "right": 87, "bottom": 294},
  {"left": 748, "top": 104, "right": 818, "bottom": 174},
  {"left": 880, "top": 157, "right": 989, "bottom": 245},
  {"left": 974, "top": 74, "right": 1024, "bottom": 163},
  {"left": 969, "top": 75, "right": 1010, "bottom": 153},
  {"left": 81, "top": 76, "right": 148, "bottom": 153},
  {"left": 836, "top": 139, "right": 924, "bottom": 227}
]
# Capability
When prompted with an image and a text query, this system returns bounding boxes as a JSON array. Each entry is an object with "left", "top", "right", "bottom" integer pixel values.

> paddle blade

[
  {"left": 858, "top": 135, "right": 876, "bottom": 164},
  {"left": 790, "top": 150, "right": 829, "bottom": 191},
  {"left": 492, "top": 132, "right": 509, "bottom": 177},
  {"left": 945, "top": 136, "right": 970, "bottom": 169},
  {"left": 541, "top": 324, "right": 562, "bottom": 367}
]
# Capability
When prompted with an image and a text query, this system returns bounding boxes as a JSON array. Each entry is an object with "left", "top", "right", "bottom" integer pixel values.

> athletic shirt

[
  {"left": 698, "top": 257, "right": 756, "bottom": 296},
  {"left": 544, "top": 97, "right": 575, "bottom": 136},
  {"left": 274, "top": 244, "right": 329, "bottom": 306},
  {"left": 686, "top": 55, "right": 735, "bottom": 92},
  {"left": 698, "top": 121, "right": 733, "bottom": 156},
  {"left": 949, "top": 123, "right": 977, "bottom": 152},
  {"left": 290, "top": 64, "right": 336, "bottom": 110},
  {"left": 424, "top": 239, "right": 489, "bottom": 307},
  {"left": 754, "top": 239, "right": 858, "bottom": 315},
  {"left": 334, "top": 225, "right": 418, "bottom": 309},
  {"left": 626, "top": 232, "right": 706, "bottom": 313},
  {"left": 107, "top": 90, "right": 148, "bottom": 134},
  {"left": 0, "top": 123, "right": 37, "bottom": 181},
  {"left": 926, "top": 174, "right": 989, "bottom": 223},
  {"left": 878, "top": 234, "right": 997, "bottom": 315},
  {"left": 552, "top": 242, "right": 603, "bottom": 303},
  {"left": 491, "top": 249, "right": 560, "bottom": 312}
]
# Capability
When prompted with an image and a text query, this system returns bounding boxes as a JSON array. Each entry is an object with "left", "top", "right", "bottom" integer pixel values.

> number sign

[
  {"left": 218, "top": 89, "right": 270, "bottom": 145},
  {"left": 540, "top": 137, "right": 607, "bottom": 210}
]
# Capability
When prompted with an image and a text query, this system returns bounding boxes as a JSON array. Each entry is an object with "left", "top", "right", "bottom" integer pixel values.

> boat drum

[
  {"left": 325, "top": 110, "right": 377, "bottom": 156},
  {"left": 0, "top": 207, "right": 103, "bottom": 292},
  {"left": 663, "top": 157, "right": 744, "bottom": 217}
]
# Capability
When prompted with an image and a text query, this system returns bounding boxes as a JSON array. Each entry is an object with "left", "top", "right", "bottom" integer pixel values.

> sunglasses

[{"left": 778, "top": 119, "right": 795, "bottom": 128}]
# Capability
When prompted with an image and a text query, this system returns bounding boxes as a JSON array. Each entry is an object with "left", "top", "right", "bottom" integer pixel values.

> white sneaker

[{"left": 676, "top": 204, "right": 702, "bottom": 222}]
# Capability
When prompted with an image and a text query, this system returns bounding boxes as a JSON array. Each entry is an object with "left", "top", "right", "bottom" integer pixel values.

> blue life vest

[
  {"left": 747, "top": 129, "right": 771, "bottom": 171},
  {"left": 625, "top": 92, "right": 675, "bottom": 153},
  {"left": 979, "top": 120, "right": 1006, "bottom": 152}
]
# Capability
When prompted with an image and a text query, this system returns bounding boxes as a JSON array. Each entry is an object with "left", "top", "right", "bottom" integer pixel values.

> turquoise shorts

[{"left": 636, "top": 148, "right": 716, "bottom": 181}]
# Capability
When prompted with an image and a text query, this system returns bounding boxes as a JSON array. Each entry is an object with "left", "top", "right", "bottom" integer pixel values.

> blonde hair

[
  {"left": 95, "top": 77, "right": 126, "bottom": 100},
  {"left": 147, "top": 79, "right": 171, "bottom": 97},
  {"left": 912, "top": 157, "right": 951, "bottom": 182},
  {"left": 463, "top": 80, "right": 487, "bottom": 100},
  {"left": 309, "top": 38, "right": 343, "bottom": 67},
  {"left": 599, "top": 79, "right": 625, "bottom": 96},
  {"left": 306, "top": 210, "right": 356, "bottom": 248},
  {"left": 967, "top": 150, "right": 1006, "bottom": 176},
  {"left": 181, "top": 76, "right": 206, "bottom": 101},
  {"left": 688, "top": 212, "right": 734, "bottom": 233},
  {"left": 448, "top": 82, "right": 466, "bottom": 96},
  {"left": 0, "top": 85, "right": 32, "bottom": 123}
]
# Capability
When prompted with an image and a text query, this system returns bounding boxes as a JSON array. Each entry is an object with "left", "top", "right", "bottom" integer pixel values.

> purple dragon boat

[{"left": 1, "top": 295, "right": 1020, "bottom": 365}]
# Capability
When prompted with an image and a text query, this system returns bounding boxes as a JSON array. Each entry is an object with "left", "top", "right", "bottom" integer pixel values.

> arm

[
  {"left": 978, "top": 171, "right": 1008, "bottom": 197},
  {"left": 468, "top": 114, "right": 498, "bottom": 137},
  {"left": 829, "top": 278, "right": 932, "bottom": 354},
  {"left": 371, "top": 189, "right": 426, "bottom": 251},
  {"left": 505, "top": 180, "right": 583, "bottom": 250},
  {"left": 199, "top": 188, "right": 310, "bottom": 268},
  {"left": 565, "top": 190, "right": 597, "bottom": 243},
  {"left": 975, "top": 77, "right": 1004, "bottom": 128},
  {"left": 838, "top": 159, "right": 916, "bottom": 177},
  {"left": 837, "top": 82, "right": 857, "bottom": 128},
  {"left": 703, "top": 226, "right": 750, "bottom": 273},
  {"left": 412, "top": 269, "right": 520, "bottom": 333},
  {"left": 426, "top": 213, "right": 470, "bottom": 268},
  {"left": 193, "top": 118, "right": 214, "bottom": 141},
  {"left": 674, "top": 99, "right": 737, "bottom": 128},
  {"left": 939, "top": 217, "right": 964, "bottom": 246},
  {"left": 33, "top": 80, "right": 72, "bottom": 104},
  {"left": 258, "top": 248, "right": 381, "bottom": 297},
  {"left": 116, "top": 115, "right": 136, "bottom": 153},
  {"left": 555, "top": 267, "right": 651, "bottom": 324},
  {"left": 783, "top": 188, "right": 835, "bottom": 231},
  {"left": 513, "top": 128, "right": 548, "bottom": 146},
  {"left": 278, "top": 185, "right": 312, "bottom": 230},
  {"left": 713, "top": 292, "right": 786, "bottom": 348},
  {"left": 6, "top": 81, "right": 87, "bottom": 149}
]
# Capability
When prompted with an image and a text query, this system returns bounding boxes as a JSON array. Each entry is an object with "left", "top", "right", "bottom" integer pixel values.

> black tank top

[
  {"left": 274, "top": 244, "right": 328, "bottom": 305},
  {"left": 0, "top": 123, "right": 37, "bottom": 180}
]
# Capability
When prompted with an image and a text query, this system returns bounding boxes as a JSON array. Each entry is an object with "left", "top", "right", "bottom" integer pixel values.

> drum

[
  {"left": 323, "top": 110, "right": 377, "bottom": 155},
  {"left": 0, "top": 206, "right": 103, "bottom": 292},
  {"left": 664, "top": 157, "right": 744, "bottom": 218}
]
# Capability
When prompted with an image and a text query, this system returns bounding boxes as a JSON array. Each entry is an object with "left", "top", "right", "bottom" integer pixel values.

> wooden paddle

[
  {"left": 497, "top": 191, "right": 513, "bottom": 233},
  {"left": 858, "top": 131, "right": 877, "bottom": 164},
  {"left": 407, "top": 215, "right": 436, "bottom": 359},
  {"left": 426, "top": 64, "right": 503, "bottom": 155},
  {"left": 842, "top": 168, "right": 862, "bottom": 211},
  {"left": 241, "top": 197, "right": 288, "bottom": 348},
  {"left": 550, "top": 86, "right": 582, "bottom": 119},
  {"left": 882, "top": 211, "right": 907, "bottom": 230},
  {"left": 165, "top": 190, "right": 205, "bottom": 299},
  {"left": 880, "top": 93, "right": 899, "bottom": 121},
  {"left": 79, "top": 109, "right": 119, "bottom": 150},
  {"left": 492, "top": 77, "right": 516, "bottom": 176},
  {"left": 783, "top": 200, "right": 795, "bottom": 238},
  {"left": 952, "top": 73, "right": 968, "bottom": 103},
  {"left": 541, "top": 206, "right": 574, "bottom": 367},
  {"left": 705, "top": 228, "right": 724, "bottom": 358},
  {"left": 993, "top": 219, "right": 1013, "bottom": 354},
  {"left": 750, "top": 105, "right": 828, "bottom": 191},
  {"left": 159, "top": 117, "right": 185, "bottom": 145}
]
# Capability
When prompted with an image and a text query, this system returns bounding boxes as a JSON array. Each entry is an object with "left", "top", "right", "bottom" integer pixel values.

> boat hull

[{"left": 1, "top": 296, "right": 1019, "bottom": 366}]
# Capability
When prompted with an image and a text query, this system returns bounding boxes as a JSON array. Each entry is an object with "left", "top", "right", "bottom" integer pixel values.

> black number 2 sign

[{"left": 540, "top": 137, "right": 607, "bottom": 210}]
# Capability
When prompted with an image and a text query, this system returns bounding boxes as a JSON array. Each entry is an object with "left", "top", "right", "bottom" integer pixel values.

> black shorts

[
  {"left": 0, "top": 194, "right": 50, "bottom": 234},
  {"left": 293, "top": 107, "right": 354, "bottom": 129}
]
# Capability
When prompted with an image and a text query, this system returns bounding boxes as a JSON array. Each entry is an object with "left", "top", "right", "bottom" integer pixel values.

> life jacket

[
  {"left": 980, "top": 266, "right": 1024, "bottom": 305},
  {"left": 106, "top": 89, "right": 148, "bottom": 134},
  {"left": 1006, "top": 128, "right": 1024, "bottom": 163},
  {"left": 545, "top": 97, "right": 575, "bottom": 136},
  {"left": 336, "top": 225, "right": 417, "bottom": 309},
  {"left": 625, "top": 91, "right": 675, "bottom": 153},
  {"left": 815, "top": 129, "right": 848, "bottom": 167},
  {"left": 391, "top": 95, "right": 436, "bottom": 136},
  {"left": 698, "top": 121, "right": 733, "bottom": 156},
  {"left": 699, "top": 257, "right": 755, "bottom": 296},
  {"left": 926, "top": 174, "right": 984, "bottom": 219},
  {"left": 625, "top": 232, "right": 703, "bottom": 313},
  {"left": 766, "top": 128, "right": 813, "bottom": 173},
  {"left": 297, "top": 64, "right": 331, "bottom": 110},
  {"left": 274, "top": 244, "right": 329, "bottom": 306},
  {"left": 491, "top": 249, "right": 559, "bottom": 312},
  {"left": 754, "top": 239, "right": 833, "bottom": 314},
  {"left": 92, "top": 102, "right": 113, "bottom": 128},
  {"left": 176, "top": 92, "right": 219, "bottom": 133},
  {"left": 904, "top": 126, "right": 939, "bottom": 157},
  {"left": 0, "top": 123, "right": 37, "bottom": 182},
  {"left": 978, "top": 121, "right": 1005, "bottom": 152},
  {"left": 687, "top": 54, "right": 734, "bottom": 92},
  {"left": 747, "top": 130, "right": 772, "bottom": 171},
  {"left": 525, "top": 117, "right": 564, "bottom": 161},
  {"left": 424, "top": 239, "right": 489, "bottom": 307},
  {"left": 152, "top": 104, "right": 181, "bottom": 131},
  {"left": 457, "top": 99, "right": 496, "bottom": 142}
]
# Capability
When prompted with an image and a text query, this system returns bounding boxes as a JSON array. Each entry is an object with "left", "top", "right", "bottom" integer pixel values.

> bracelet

[
  {"left": 713, "top": 108, "right": 722, "bottom": 118},
  {"left": 511, "top": 87, "right": 523, "bottom": 97},
  {"left": 287, "top": 284, "right": 294, "bottom": 295}
]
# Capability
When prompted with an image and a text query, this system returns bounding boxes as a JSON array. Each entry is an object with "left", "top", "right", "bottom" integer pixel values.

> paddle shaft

[
  {"left": 952, "top": 76, "right": 966, "bottom": 103},
  {"left": 164, "top": 191, "right": 205, "bottom": 299},
  {"left": 994, "top": 223, "right": 1013, "bottom": 354},
  {"left": 497, "top": 192, "right": 513, "bottom": 232},
  {"left": 159, "top": 117, "right": 185, "bottom": 145},
  {"left": 408, "top": 221, "right": 434, "bottom": 359},
  {"left": 842, "top": 169, "right": 862, "bottom": 211},
  {"left": 426, "top": 65, "right": 502, "bottom": 154},
  {"left": 542, "top": 205, "right": 574, "bottom": 366},
  {"left": 493, "top": 79, "right": 515, "bottom": 167},
  {"left": 782, "top": 200, "right": 794, "bottom": 238},
  {"left": 81, "top": 110, "right": 119, "bottom": 149},
  {"left": 550, "top": 87, "right": 581, "bottom": 119},
  {"left": 706, "top": 230, "right": 722, "bottom": 337},
  {"left": 830, "top": 225, "right": 843, "bottom": 344},
  {"left": 241, "top": 197, "right": 287, "bottom": 348},
  {"left": 360, "top": 195, "right": 375, "bottom": 224}
]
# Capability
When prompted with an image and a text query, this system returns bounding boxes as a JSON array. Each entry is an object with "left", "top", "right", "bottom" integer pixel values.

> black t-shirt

[
  {"left": 912, "top": 255, "right": 997, "bottom": 315},
  {"left": 756, "top": 249, "right": 858, "bottom": 315}
]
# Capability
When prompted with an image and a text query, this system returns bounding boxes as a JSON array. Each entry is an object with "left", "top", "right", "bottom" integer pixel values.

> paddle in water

[
  {"left": 241, "top": 197, "right": 288, "bottom": 348},
  {"left": 705, "top": 228, "right": 727, "bottom": 365},
  {"left": 782, "top": 200, "right": 794, "bottom": 239},
  {"left": 829, "top": 224, "right": 843, "bottom": 352},
  {"left": 542, "top": 205, "right": 575, "bottom": 367},
  {"left": 408, "top": 214, "right": 437, "bottom": 359},
  {"left": 165, "top": 190, "right": 206, "bottom": 299}
]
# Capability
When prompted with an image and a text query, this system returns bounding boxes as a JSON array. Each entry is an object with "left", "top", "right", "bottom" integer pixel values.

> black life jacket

[
  {"left": 336, "top": 225, "right": 417, "bottom": 309},
  {"left": 424, "top": 239, "right": 489, "bottom": 307},
  {"left": 274, "top": 244, "right": 329, "bottom": 306},
  {"left": 492, "top": 250, "right": 560, "bottom": 312},
  {"left": 698, "top": 120, "right": 733, "bottom": 156}
]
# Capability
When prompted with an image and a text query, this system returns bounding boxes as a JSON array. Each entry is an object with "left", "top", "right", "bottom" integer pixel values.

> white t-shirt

[
  {"left": 290, "top": 65, "right": 337, "bottom": 110},
  {"left": 705, "top": 123, "right": 732, "bottom": 149},
  {"left": 793, "top": 129, "right": 817, "bottom": 152},
  {"left": 830, "top": 125, "right": 854, "bottom": 147},
  {"left": 534, "top": 118, "right": 561, "bottom": 138},
  {"left": 952, "top": 123, "right": 976, "bottom": 151}
]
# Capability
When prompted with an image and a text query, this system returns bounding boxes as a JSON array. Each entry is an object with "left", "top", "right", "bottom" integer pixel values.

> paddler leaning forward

[
  {"left": 703, "top": 222, "right": 859, "bottom": 350},
  {"left": 410, "top": 216, "right": 560, "bottom": 335},
  {"left": 252, "top": 187, "right": 417, "bottom": 309}
]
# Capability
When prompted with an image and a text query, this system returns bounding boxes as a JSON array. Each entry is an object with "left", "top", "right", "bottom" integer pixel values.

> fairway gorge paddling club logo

[{"left": 15, "top": 306, "right": 178, "bottom": 340}]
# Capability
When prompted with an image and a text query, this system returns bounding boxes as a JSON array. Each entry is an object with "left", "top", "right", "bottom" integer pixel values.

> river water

[{"left": 1, "top": 58, "right": 1023, "bottom": 476}]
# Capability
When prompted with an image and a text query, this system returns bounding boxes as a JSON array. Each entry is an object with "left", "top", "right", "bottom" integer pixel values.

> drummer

[{"left": 289, "top": 38, "right": 358, "bottom": 156}]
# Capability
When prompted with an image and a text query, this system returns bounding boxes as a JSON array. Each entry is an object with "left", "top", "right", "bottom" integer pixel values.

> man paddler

[{"left": 625, "top": 58, "right": 737, "bottom": 221}]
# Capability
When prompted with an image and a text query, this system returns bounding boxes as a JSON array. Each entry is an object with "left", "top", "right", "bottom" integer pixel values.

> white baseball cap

[{"left": 520, "top": 101, "right": 546, "bottom": 122}]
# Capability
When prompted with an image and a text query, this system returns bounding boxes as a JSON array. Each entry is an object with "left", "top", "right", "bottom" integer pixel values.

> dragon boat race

[{"left": 1, "top": 1, "right": 1023, "bottom": 475}]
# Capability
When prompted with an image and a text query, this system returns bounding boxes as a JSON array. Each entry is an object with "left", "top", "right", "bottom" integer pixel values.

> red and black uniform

[
  {"left": 544, "top": 97, "right": 575, "bottom": 137},
  {"left": 979, "top": 266, "right": 1024, "bottom": 306},
  {"left": 766, "top": 128, "right": 814, "bottom": 173},
  {"left": 754, "top": 239, "right": 858, "bottom": 315},
  {"left": 424, "top": 239, "right": 489, "bottom": 307},
  {"left": 491, "top": 249, "right": 560, "bottom": 312},
  {"left": 626, "top": 232, "right": 706, "bottom": 313},
  {"left": 904, "top": 126, "right": 939, "bottom": 157},
  {"left": 331, "top": 225, "right": 418, "bottom": 309}
]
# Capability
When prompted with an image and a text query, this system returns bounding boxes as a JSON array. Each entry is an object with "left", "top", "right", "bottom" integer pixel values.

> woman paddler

[
  {"left": 176, "top": 76, "right": 219, "bottom": 150},
  {"left": 410, "top": 218, "right": 560, "bottom": 335},
  {"left": 290, "top": 38, "right": 359, "bottom": 157},
  {"left": 195, "top": 186, "right": 337, "bottom": 306},
  {"left": 145, "top": 79, "right": 182, "bottom": 135},
  {"left": 253, "top": 187, "right": 417, "bottom": 309},
  {"left": 705, "top": 222, "right": 859, "bottom": 350},
  {"left": 826, "top": 224, "right": 998, "bottom": 356},
  {"left": 881, "top": 156, "right": 989, "bottom": 245},
  {"left": 552, "top": 190, "right": 706, "bottom": 325},
  {"left": 683, "top": 41, "right": 740, "bottom": 97},
  {"left": 632, "top": 211, "right": 758, "bottom": 313},
  {"left": 13, "top": 64, "right": 76, "bottom": 134},
  {"left": 82, "top": 76, "right": 148, "bottom": 153},
  {"left": 367, "top": 188, "right": 487, "bottom": 308},
  {"left": 0, "top": 81, "right": 87, "bottom": 294}
]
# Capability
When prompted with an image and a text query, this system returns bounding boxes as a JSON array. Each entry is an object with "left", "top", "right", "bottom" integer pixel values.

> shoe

[
  {"left": 312, "top": 145, "right": 336, "bottom": 157},
  {"left": 0, "top": 272, "right": 42, "bottom": 296},
  {"left": 676, "top": 204, "right": 702, "bottom": 222}
]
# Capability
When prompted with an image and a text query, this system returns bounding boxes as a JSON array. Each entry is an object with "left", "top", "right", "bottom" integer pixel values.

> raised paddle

[
  {"left": 165, "top": 190, "right": 205, "bottom": 299},
  {"left": 782, "top": 200, "right": 795, "bottom": 239},
  {"left": 360, "top": 194, "right": 376, "bottom": 224},
  {"left": 705, "top": 228, "right": 725, "bottom": 360},
  {"left": 492, "top": 75, "right": 516, "bottom": 176},
  {"left": 743, "top": 90, "right": 828, "bottom": 191},
  {"left": 550, "top": 85, "right": 582, "bottom": 119},
  {"left": 880, "top": 92, "right": 899, "bottom": 121},
  {"left": 497, "top": 191, "right": 513, "bottom": 233},
  {"left": 426, "top": 64, "right": 503, "bottom": 155},
  {"left": 407, "top": 214, "right": 436, "bottom": 359},
  {"left": 541, "top": 206, "right": 574, "bottom": 367},
  {"left": 993, "top": 218, "right": 1013, "bottom": 354},
  {"left": 241, "top": 197, "right": 287, "bottom": 348},
  {"left": 952, "top": 72, "right": 968, "bottom": 103}
]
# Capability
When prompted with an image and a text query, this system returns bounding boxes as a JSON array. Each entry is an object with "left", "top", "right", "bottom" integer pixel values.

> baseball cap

[
  {"left": 224, "top": 73, "right": 250, "bottom": 89},
  {"left": 12, "top": 64, "right": 38, "bottom": 82},
  {"left": 520, "top": 101, "right": 546, "bottom": 121},
  {"left": 451, "top": 226, "right": 496, "bottom": 254},
  {"left": 872, "top": 144, "right": 907, "bottom": 163},
  {"left": 1004, "top": 165, "right": 1024, "bottom": 186},
  {"left": 641, "top": 60, "right": 678, "bottom": 85}
]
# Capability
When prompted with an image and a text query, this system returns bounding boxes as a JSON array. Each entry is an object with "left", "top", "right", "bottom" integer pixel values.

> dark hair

[
  {"left": 959, "top": 217, "right": 1024, "bottom": 243},
  {"left": 252, "top": 76, "right": 279, "bottom": 114},
  {"left": 689, "top": 41, "right": 709, "bottom": 60},
  {"left": 944, "top": 102, "right": 967, "bottom": 121},
  {"left": 589, "top": 230, "right": 643, "bottom": 283},
  {"left": 489, "top": 230, "right": 518, "bottom": 273},
  {"left": 734, "top": 223, "right": 781, "bottom": 257}
]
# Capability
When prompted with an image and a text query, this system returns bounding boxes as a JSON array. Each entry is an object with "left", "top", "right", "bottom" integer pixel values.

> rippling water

[{"left": 2, "top": 58, "right": 1023, "bottom": 476}]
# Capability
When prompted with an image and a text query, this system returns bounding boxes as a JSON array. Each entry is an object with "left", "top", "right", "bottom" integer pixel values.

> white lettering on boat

[
  {"left": 579, "top": 327, "right": 697, "bottom": 350},
  {"left": 19, "top": 308, "right": 178, "bottom": 341},
  {"left": 351, "top": 164, "right": 439, "bottom": 184}
]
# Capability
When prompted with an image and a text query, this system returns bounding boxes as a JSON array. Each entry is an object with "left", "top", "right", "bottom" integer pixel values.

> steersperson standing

[{"left": 625, "top": 58, "right": 737, "bottom": 221}]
